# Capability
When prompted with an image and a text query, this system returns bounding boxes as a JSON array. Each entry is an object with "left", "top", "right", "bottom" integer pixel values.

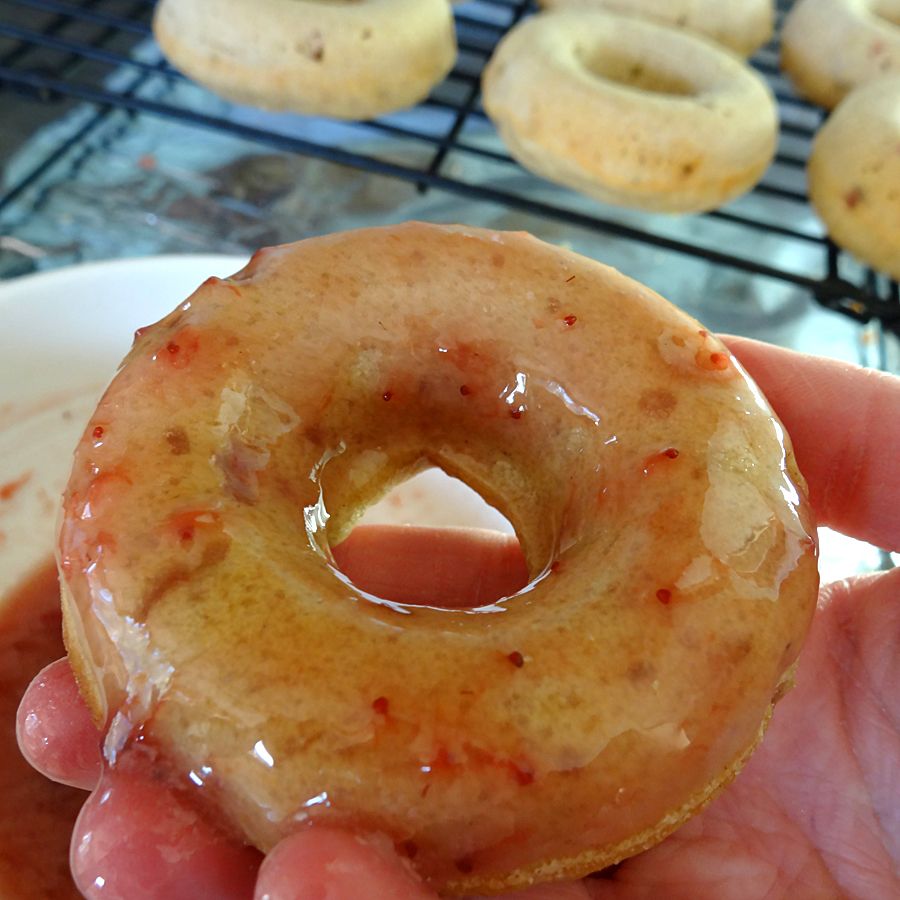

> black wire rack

[{"left": 1, "top": 0, "right": 898, "bottom": 334}]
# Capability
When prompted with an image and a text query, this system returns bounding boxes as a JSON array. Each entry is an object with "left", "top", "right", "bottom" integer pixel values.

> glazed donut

[
  {"left": 536, "top": 0, "right": 773, "bottom": 57},
  {"left": 781, "top": 0, "right": 900, "bottom": 109},
  {"left": 482, "top": 12, "right": 778, "bottom": 213},
  {"left": 152, "top": 0, "right": 456, "bottom": 119},
  {"left": 59, "top": 223, "right": 818, "bottom": 894},
  {"left": 808, "top": 77, "right": 900, "bottom": 281}
]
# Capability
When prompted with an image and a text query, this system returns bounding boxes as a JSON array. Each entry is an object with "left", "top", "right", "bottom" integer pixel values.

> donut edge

[{"left": 440, "top": 687, "right": 788, "bottom": 896}]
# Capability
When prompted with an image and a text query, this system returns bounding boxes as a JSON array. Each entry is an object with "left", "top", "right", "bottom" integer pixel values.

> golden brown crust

[
  {"left": 482, "top": 12, "right": 777, "bottom": 212},
  {"left": 152, "top": 0, "right": 456, "bottom": 119},
  {"left": 781, "top": 0, "right": 900, "bottom": 109},
  {"left": 808, "top": 77, "right": 900, "bottom": 281},
  {"left": 536, "top": 0, "right": 773, "bottom": 57}
]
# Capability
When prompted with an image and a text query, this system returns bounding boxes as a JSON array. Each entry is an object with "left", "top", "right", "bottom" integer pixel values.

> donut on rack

[
  {"left": 536, "top": 0, "right": 774, "bottom": 57},
  {"left": 482, "top": 11, "right": 778, "bottom": 213},
  {"left": 59, "top": 223, "right": 819, "bottom": 894},
  {"left": 808, "top": 76, "right": 900, "bottom": 281},
  {"left": 781, "top": 0, "right": 900, "bottom": 109},
  {"left": 152, "top": 0, "right": 456, "bottom": 119}
]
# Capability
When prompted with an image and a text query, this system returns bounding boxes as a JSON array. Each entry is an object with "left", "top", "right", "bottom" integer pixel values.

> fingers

[
  {"left": 16, "top": 658, "right": 102, "bottom": 790},
  {"left": 71, "top": 761, "right": 261, "bottom": 900},
  {"left": 725, "top": 337, "right": 900, "bottom": 551},
  {"left": 255, "top": 828, "right": 435, "bottom": 900},
  {"left": 332, "top": 524, "right": 529, "bottom": 608}
]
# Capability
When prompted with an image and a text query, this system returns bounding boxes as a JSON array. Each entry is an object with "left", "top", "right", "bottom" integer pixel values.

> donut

[
  {"left": 536, "top": 0, "right": 773, "bottom": 57},
  {"left": 808, "top": 77, "right": 900, "bottom": 281},
  {"left": 781, "top": 0, "right": 900, "bottom": 109},
  {"left": 482, "top": 11, "right": 778, "bottom": 213},
  {"left": 152, "top": 0, "right": 456, "bottom": 119},
  {"left": 58, "top": 223, "right": 819, "bottom": 894}
]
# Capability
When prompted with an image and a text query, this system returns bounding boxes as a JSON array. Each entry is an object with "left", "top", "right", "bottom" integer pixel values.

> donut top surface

[{"left": 59, "top": 223, "right": 818, "bottom": 892}]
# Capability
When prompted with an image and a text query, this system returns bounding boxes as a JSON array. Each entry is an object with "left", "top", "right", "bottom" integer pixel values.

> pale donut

[
  {"left": 537, "top": 0, "right": 773, "bottom": 57},
  {"left": 808, "top": 77, "right": 900, "bottom": 281},
  {"left": 152, "top": 0, "right": 456, "bottom": 119},
  {"left": 782, "top": 0, "right": 900, "bottom": 109},
  {"left": 482, "top": 11, "right": 778, "bottom": 213},
  {"left": 59, "top": 223, "right": 818, "bottom": 894}
]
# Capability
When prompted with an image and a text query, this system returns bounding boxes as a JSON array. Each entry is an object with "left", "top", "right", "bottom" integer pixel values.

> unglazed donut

[
  {"left": 482, "top": 12, "right": 778, "bottom": 213},
  {"left": 59, "top": 223, "right": 818, "bottom": 895},
  {"left": 536, "top": 0, "right": 773, "bottom": 57},
  {"left": 808, "top": 77, "right": 900, "bottom": 281},
  {"left": 152, "top": 0, "right": 456, "bottom": 119},
  {"left": 781, "top": 0, "right": 900, "bottom": 109}
]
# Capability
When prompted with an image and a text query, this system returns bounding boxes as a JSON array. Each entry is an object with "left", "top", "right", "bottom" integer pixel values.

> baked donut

[
  {"left": 781, "top": 0, "right": 900, "bottom": 109},
  {"left": 536, "top": 0, "right": 773, "bottom": 57},
  {"left": 59, "top": 223, "right": 819, "bottom": 895},
  {"left": 808, "top": 77, "right": 900, "bottom": 281},
  {"left": 482, "top": 11, "right": 778, "bottom": 213},
  {"left": 152, "top": 0, "right": 456, "bottom": 119}
]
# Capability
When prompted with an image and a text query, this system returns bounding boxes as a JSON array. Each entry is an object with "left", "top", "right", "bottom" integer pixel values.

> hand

[{"left": 18, "top": 339, "right": 900, "bottom": 899}]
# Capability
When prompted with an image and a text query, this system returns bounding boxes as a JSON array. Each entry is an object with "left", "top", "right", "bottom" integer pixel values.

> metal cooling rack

[{"left": 0, "top": 0, "right": 898, "bottom": 333}]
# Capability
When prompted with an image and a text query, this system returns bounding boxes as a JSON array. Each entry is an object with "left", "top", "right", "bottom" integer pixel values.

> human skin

[{"left": 17, "top": 338, "right": 900, "bottom": 899}]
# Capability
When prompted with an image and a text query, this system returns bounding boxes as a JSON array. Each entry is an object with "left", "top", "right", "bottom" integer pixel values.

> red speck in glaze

[
  {"left": 382, "top": 390, "right": 393, "bottom": 402},
  {"left": 455, "top": 857, "right": 474, "bottom": 874},
  {"left": 656, "top": 588, "right": 672, "bottom": 605},
  {"left": 372, "top": 696, "right": 389, "bottom": 715},
  {"left": 165, "top": 509, "right": 220, "bottom": 543},
  {"left": 698, "top": 329, "right": 708, "bottom": 338},
  {"left": 507, "top": 651, "right": 524, "bottom": 668},
  {"left": 92, "top": 426, "right": 104, "bottom": 441},
  {"left": 512, "top": 765, "right": 534, "bottom": 786},
  {"left": 844, "top": 186, "right": 864, "bottom": 209},
  {"left": 459, "top": 384, "right": 472, "bottom": 396},
  {"left": 152, "top": 327, "right": 201, "bottom": 369},
  {"left": 643, "top": 449, "right": 680, "bottom": 475},
  {"left": 562, "top": 315, "right": 577, "bottom": 327},
  {"left": 0, "top": 472, "right": 31, "bottom": 501},
  {"left": 695, "top": 349, "right": 731, "bottom": 372},
  {"left": 550, "top": 560, "right": 562, "bottom": 573},
  {"left": 509, "top": 409, "right": 523, "bottom": 420}
]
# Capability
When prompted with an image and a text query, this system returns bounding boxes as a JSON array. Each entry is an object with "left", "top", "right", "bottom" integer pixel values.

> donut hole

[
  {"left": 575, "top": 45, "right": 697, "bottom": 96},
  {"left": 328, "top": 467, "right": 531, "bottom": 610}
]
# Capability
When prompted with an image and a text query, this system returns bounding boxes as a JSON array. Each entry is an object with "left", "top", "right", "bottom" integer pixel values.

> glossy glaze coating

[{"left": 59, "top": 223, "right": 819, "bottom": 894}]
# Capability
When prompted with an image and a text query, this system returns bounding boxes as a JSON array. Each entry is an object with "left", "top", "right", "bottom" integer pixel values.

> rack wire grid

[{"left": 0, "top": 0, "right": 898, "bottom": 334}]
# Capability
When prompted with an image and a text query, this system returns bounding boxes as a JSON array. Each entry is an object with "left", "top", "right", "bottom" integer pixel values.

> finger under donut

[
  {"left": 71, "top": 762, "right": 261, "bottom": 900},
  {"left": 16, "top": 658, "right": 102, "bottom": 791}
]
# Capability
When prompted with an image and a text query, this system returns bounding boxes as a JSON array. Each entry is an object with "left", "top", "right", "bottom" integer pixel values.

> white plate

[{"left": 0, "top": 255, "right": 882, "bottom": 603}]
